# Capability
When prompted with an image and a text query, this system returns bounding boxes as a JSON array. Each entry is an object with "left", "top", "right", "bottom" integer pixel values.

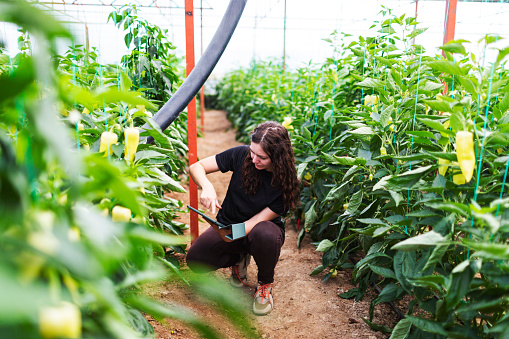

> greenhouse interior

[{"left": 1, "top": 0, "right": 509, "bottom": 338}]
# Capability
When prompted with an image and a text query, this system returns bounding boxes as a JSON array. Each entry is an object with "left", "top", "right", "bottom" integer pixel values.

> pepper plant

[
  {"left": 215, "top": 8, "right": 509, "bottom": 338},
  {"left": 0, "top": 1, "right": 257, "bottom": 338}
]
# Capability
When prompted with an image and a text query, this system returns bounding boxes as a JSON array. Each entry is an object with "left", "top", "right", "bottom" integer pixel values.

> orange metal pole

[
  {"left": 443, "top": 0, "right": 457, "bottom": 47},
  {"left": 185, "top": 0, "right": 199, "bottom": 243},
  {"left": 200, "top": 0, "right": 205, "bottom": 132},
  {"left": 442, "top": 0, "right": 457, "bottom": 96}
]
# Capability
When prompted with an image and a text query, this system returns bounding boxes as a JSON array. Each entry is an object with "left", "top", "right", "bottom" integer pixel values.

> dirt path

[{"left": 147, "top": 110, "right": 397, "bottom": 338}]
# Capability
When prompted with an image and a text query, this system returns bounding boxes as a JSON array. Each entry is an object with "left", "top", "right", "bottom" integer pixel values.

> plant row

[
  {"left": 215, "top": 9, "right": 509, "bottom": 339},
  {"left": 0, "top": 2, "right": 256, "bottom": 338}
]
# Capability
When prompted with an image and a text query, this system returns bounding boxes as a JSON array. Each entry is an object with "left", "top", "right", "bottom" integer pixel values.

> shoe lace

[
  {"left": 233, "top": 265, "right": 249, "bottom": 287},
  {"left": 255, "top": 283, "right": 273, "bottom": 304}
]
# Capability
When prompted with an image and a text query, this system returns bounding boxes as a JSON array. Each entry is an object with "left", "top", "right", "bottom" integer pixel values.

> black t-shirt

[{"left": 215, "top": 145, "right": 285, "bottom": 229}]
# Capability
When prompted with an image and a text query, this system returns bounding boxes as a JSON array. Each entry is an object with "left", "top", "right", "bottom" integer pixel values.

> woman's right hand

[{"left": 200, "top": 184, "right": 222, "bottom": 214}]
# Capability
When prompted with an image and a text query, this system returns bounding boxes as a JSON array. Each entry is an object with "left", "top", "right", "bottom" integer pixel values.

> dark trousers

[{"left": 186, "top": 221, "right": 285, "bottom": 284}]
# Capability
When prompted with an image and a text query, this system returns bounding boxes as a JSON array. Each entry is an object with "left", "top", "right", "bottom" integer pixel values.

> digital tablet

[{"left": 187, "top": 205, "right": 229, "bottom": 229}]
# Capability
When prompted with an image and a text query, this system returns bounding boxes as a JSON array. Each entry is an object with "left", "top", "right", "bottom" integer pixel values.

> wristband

[{"left": 225, "top": 222, "right": 246, "bottom": 240}]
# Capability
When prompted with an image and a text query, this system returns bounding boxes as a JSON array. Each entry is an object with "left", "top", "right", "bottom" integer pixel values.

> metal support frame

[
  {"left": 442, "top": 0, "right": 457, "bottom": 96},
  {"left": 200, "top": 0, "right": 205, "bottom": 132},
  {"left": 185, "top": 0, "right": 199, "bottom": 243},
  {"left": 443, "top": 0, "right": 458, "bottom": 46}
]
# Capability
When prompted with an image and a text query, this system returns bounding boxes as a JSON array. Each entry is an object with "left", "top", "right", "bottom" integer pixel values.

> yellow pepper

[
  {"left": 304, "top": 172, "right": 312, "bottom": 181},
  {"left": 453, "top": 172, "right": 466, "bottom": 185},
  {"left": 364, "top": 94, "right": 378, "bottom": 107},
  {"left": 389, "top": 124, "right": 395, "bottom": 132},
  {"left": 380, "top": 146, "right": 387, "bottom": 156},
  {"left": 282, "top": 117, "right": 294, "bottom": 130},
  {"left": 369, "top": 173, "right": 373, "bottom": 181},
  {"left": 112, "top": 206, "right": 131, "bottom": 222},
  {"left": 99, "top": 131, "right": 118, "bottom": 156},
  {"left": 124, "top": 127, "right": 140, "bottom": 164},
  {"left": 39, "top": 302, "right": 81, "bottom": 339},
  {"left": 497, "top": 148, "right": 503, "bottom": 154},
  {"left": 438, "top": 158, "right": 449, "bottom": 176},
  {"left": 456, "top": 131, "right": 475, "bottom": 183}
]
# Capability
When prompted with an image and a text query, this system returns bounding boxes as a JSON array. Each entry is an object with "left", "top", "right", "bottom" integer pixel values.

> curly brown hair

[{"left": 242, "top": 121, "right": 300, "bottom": 211}]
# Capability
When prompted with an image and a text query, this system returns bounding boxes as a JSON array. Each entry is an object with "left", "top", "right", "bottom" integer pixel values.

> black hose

[{"left": 143, "top": 0, "right": 248, "bottom": 142}]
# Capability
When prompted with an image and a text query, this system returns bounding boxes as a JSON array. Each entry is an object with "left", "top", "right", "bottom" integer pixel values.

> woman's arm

[
  {"left": 243, "top": 207, "right": 280, "bottom": 235},
  {"left": 189, "top": 155, "right": 222, "bottom": 214}
]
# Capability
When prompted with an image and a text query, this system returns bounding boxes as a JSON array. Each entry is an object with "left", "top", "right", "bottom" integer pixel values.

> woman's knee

[
  {"left": 186, "top": 248, "right": 217, "bottom": 273},
  {"left": 249, "top": 221, "right": 284, "bottom": 245}
]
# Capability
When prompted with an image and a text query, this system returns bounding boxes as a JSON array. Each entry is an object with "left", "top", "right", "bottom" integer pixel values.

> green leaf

[
  {"left": 95, "top": 87, "right": 156, "bottom": 109},
  {"left": 420, "top": 81, "right": 443, "bottom": 92},
  {"left": 389, "top": 318, "right": 412, "bottom": 339},
  {"left": 357, "top": 218, "right": 388, "bottom": 226},
  {"left": 422, "top": 244, "right": 450, "bottom": 272},
  {"left": 158, "top": 257, "right": 189, "bottom": 285},
  {"left": 145, "top": 168, "right": 186, "bottom": 193},
  {"left": 350, "top": 127, "right": 374, "bottom": 135},
  {"left": 422, "top": 100, "right": 453, "bottom": 113},
  {"left": 418, "top": 117, "right": 453, "bottom": 136},
  {"left": 0, "top": 1, "right": 71, "bottom": 39},
  {"left": 409, "top": 275, "right": 447, "bottom": 291},
  {"left": 406, "top": 131, "right": 436, "bottom": 139},
  {"left": 394, "top": 251, "right": 416, "bottom": 294},
  {"left": 440, "top": 40, "right": 467, "bottom": 55},
  {"left": 297, "top": 162, "right": 309, "bottom": 180},
  {"left": 408, "top": 28, "right": 428, "bottom": 39},
  {"left": 304, "top": 201, "right": 318, "bottom": 231},
  {"left": 496, "top": 46, "right": 509, "bottom": 65},
  {"left": 338, "top": 287, "right": 359, "bottom": 299},
  {"left": 362, "top": 318, "right": 392, "bottom": 334},
  {"left": 356, "top": 78, "right": 386, "bottom": 89},
  {"left": 463, "top": 240, "right": 509, "bottom": 260},
  {"left": 310, "top": 265, "right": 325, "bottom": 276},
  {"left": 456, "top": 75, "right": 478, "bottom": 97},
  {"left": 324, "top": 182, "right": 349, "bottom": 202},
  {"left": 316, "top": 239, "right": 335, "bottom": 252},
  {"left": 369, "top": 264, "right": 396, "bottom": 279},
  {"left": 445, "top": 261, "right": 476, "bottom": 309},
  {"left": 302, "top": 126, "right": 312, "bottom": 140},
  {"left": 117, "top": 269, "right": 166, "bottom": 290},
  {"left": 389, "top": 190, "right": 404, "bottom": 207},
  {"left": 342, "top": 165, "right": 359, "bottom": 182},
  {"left": 427, "top": 60, "right": 465, "bottom": 76},
  {"left": 333, "top": 156, "right": 358, "bottom": 165},
  {"left": 129, "top": 227, "right": 188, "bottom": 246},
  {"left": 426, "top": 202, "right": 469, "bottom": 216},
  {"left": 392, "top": 231, "right": 446, "bottom": 252},
  {"left": 380, "top": 104, "right": 394, "bottom": 127},
  {"left": 406, "top": 316, "right": 447, "bottom": 336},
  {"left": 346, "top": 190, "right": 363, "bottom": 215},
  {"left": 450, "top": 111, "right": 466, "bottom": 132}
]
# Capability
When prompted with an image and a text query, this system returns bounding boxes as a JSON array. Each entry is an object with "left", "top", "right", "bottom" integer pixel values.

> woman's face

[{"left": 250, "top": 142, "right": 273, "bottom": 172}]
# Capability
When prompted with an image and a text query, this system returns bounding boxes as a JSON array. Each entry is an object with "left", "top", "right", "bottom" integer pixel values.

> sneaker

[
  {"left": 252, "top": 282, "right": 274, "bottom": 316},
  {"left": 230, "top": 253, "right": 251, "bottom": 288}
]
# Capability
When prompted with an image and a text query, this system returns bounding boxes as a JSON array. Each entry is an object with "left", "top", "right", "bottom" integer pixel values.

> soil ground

[{"left": 145, "top": 110, "right": 399, "bottom": 338}]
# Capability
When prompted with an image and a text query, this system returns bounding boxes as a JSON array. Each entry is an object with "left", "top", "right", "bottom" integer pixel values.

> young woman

[{"left": 186, "top": 121, "right": 300, "bottom": 315}]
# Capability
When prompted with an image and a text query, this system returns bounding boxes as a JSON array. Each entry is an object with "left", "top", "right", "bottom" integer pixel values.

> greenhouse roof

[{"left": 35, "top": 0, "right": 213, "bottom": 9}]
